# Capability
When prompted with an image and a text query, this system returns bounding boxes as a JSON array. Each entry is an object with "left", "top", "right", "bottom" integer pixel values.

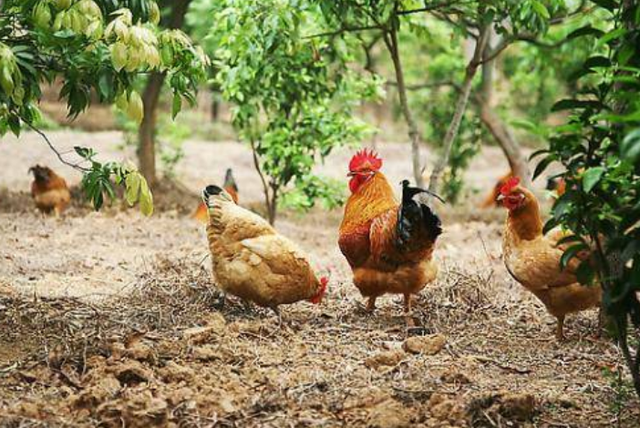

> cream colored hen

[
  {"left": 498, "top": 177, "right": 601, "bottom": 340},
  {"left": 203, "top": 185, "right": 328, "bottom": 316}
]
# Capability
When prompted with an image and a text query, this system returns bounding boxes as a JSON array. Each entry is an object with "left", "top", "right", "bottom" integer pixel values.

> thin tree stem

[
  {"left": 427, "top": 24, "right": 490, "bottom": 197},
  {"left": 25, "top": 122, "right": 90, "bottom": 172},
  {"left": 250, "top": 140, "right": 273, "bottom": 222},
  {"left": 384, "top": 28, "right": 424, "bottom": 187}
]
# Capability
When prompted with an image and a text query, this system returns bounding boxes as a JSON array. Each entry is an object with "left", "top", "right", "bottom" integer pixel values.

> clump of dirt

[
  {"left": 151, "top": 178, "right": 201, "bottom": 216},
  {"left": 0, "top": 187, "right": 32, "bottom": 213}
]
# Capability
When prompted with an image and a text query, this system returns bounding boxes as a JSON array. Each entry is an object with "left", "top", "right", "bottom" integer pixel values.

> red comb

[
  {"left": 349, "top": 148, "right": 382, "bottom": 172},
  {"left": 500, "top": 177, "right": 520, "bottom": 195}
]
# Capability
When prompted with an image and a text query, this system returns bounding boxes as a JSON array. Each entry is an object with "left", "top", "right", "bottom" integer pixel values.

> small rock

[
  {"left": 111, "top": 361, "right": 153, "bottom": 386},
  {"left": 467, "top": 391, "right": 537, "bottom": 424},
  {"left": 125, "top": 342, "right": 154, "bottom": 362},
  {"left": 367, "top": 400, "right": 411, "bottom": 428},
  {"left": 440, "top": 369, "right": 470, "bottom": 384},
  {"left": 403, "top": 334, "right": 446, "bottom": 355},
  {"left": 499, "top": 393, "right": 536, "bottom": 421},
  {"left": 159, "top": 361, "right": 195, "bottom": 383},
  {"left": 427, "top": 393, "right": 466, "bottom": 424},
  {"left": 183, "top": 315, "right": 226, "bottom": 345},
  {"left": 364, "top": 350, "right": 404, "bottom": 369},
  {"left": 192, "top": 345, "right": 219, "bottom": 361}
]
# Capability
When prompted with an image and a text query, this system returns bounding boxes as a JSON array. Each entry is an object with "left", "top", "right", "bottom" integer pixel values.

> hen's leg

[
  {"left": 271, "top": 306, "right": 283, "bottom": 326},
  {"left": 366, "top": 297, "right": 377, "bottom": 313},
  {"left": 215, "top": 292, "right": 226, "bottom": 310},
  {"left": 555, "top": 315, "right": 566, "bottom": 342}
]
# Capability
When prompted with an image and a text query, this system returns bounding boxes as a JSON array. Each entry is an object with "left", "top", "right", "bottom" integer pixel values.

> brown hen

[{"left": 29, "top": 165, "right": 71, "bottom": 216}]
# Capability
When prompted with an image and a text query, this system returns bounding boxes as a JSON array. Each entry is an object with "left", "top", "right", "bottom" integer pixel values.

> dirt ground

[{"left": 0, "top": 131, "right": 638, "bottom": 427}]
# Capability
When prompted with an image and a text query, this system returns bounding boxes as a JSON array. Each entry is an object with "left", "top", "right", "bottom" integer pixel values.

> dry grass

[{"left": 0, "top": 256, "right": 638, "bottom": 427}]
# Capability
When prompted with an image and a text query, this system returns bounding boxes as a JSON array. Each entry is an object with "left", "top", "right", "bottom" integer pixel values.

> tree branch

[
  {"left": 383, "top": 26, "right": 424, "bottom": 187},
  {"left": 24, "top": 121, "right": 90, "bottom": 173},
  {"left": 385, "top": 80, "right": 456, "bottom": 91},
  {"left": 249, "top": 139, "right": 273, "bottom": 223},
  {"left": 304, "top": 24, "right": 383, "bottom": 39},
  {"left": 427, "top": 22, "right": 490, "bottom": 197},
  {"left": 397, "top": 2, "right": 451, "bottom": 16}
]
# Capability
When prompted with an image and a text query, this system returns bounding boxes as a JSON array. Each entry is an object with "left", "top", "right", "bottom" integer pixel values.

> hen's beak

[
  {"left": 496, "top": 194, "right": 506, "bottom": 201},
  {"left": 347, "top": 171, "right": 356, "bottom": 177}
]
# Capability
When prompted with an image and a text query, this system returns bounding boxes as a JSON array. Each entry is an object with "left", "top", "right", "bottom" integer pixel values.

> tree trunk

[
  {"left": 427, "top": 25, "right": 490, "bottom": 197},
  {"left": 384, "top": 28, "right": 424, "bottom": 187},
  {"left": 477, "top": 33, "right": 531, "bottom": 187},
  {"left": 137, "top": 0, "right": 192, "bottom": 186},
  {"left": 139, "top": 73, "right": 164, "bottom": 186},
  {"left": 211, "top": 96, "right": 220, "bottom": 122}
]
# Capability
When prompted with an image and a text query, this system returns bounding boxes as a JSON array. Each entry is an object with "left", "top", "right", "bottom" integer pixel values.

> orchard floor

[{"left": 0, "top": 131, "right": 638, "bottom": 427}]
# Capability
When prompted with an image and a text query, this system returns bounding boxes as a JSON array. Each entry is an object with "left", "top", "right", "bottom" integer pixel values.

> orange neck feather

[
  {"left": 340, "top": 172, "right": 397, "bottom": 232},
  {"left": 507, "top": 189, "right": 543, "bottom": 241}
]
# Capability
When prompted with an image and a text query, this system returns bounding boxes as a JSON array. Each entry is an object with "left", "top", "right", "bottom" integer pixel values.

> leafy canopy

[
  {"left": 0, "top": 0, "right": 208, "bottom": 213},
  {"left": 534, "top": 2, "right": 640, "bottom": 397},
  {"left": 205, "top": 0, "right": 375, "bottom": 221}
]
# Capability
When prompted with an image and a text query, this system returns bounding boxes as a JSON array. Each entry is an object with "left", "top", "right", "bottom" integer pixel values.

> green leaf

[
  {"left": 529, "top": 149, "right": 549, "bottom": 161},
  {"left": 582, "top": 167, "right": 605, "bottom": 192},
  {"left": 531, "top": 1, "right": 550, "bottom": 19},
  {"left": 533, "top": 155, "right": 554, "bottom": 180},
  {"left": 560, "top": 243, "right": 589, "bottom": 270},
  {"left": 621, "top": 128, "right": 640, "bottom": 162},
  {"left": 172, "top": 93, "right": 182, "bottom": 119},
  {"left": 125, "top": 172, "right": 141, "bottom": 206},
  {"left": 551, "top": 99, "right": 603, "bottom": 112},
  {"left": 576, "top": 261, "right": 595, "bottom": 285},
  {"left": 139, "top": 177, "right": 154, "bottom": 216},
  {"left": 566, "top": 25, "right": 605, "bottom": 40},
  {"left": 556, "top": 234, "right": 584, "bottom": 247},
  {"left": 590, "top": 0, "right": 618, "bottom": 12},
  {"left": 583, "top": 56, "right": 611, "bottom": 70}
]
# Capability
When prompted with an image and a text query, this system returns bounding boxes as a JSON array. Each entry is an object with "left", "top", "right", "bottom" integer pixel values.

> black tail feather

[
  {"left": 202, "top": 185, "right": 223, "bottom": 205},
  {"left": 397, "top": 181, "right": 442, "bottom": 247}
]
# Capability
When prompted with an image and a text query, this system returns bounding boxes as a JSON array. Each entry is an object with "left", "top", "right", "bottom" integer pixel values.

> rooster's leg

[
  {"left": 555, "top": 315, "right": 566, "bottom": 342},
  {"left": 366, "top": 297, "right": 377, "bottom": 313},
  {"left": 403, "top": 294, "right": 412, "bottom": 313}
]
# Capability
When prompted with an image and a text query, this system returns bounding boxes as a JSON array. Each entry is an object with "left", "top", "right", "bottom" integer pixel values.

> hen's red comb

[
  {"left": 500, "top": 176, "right": 520, "bottom": 195},
  {"left": 349, "top": 148, "right": 382, "bottom": 172}
]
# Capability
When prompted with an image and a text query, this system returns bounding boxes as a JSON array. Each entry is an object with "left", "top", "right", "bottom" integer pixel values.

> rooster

[
  {"left": 28, "top": 165, "right": 71, "bottom": 216},
  {"left": 338, "top": 149, "right": 442, "bottom": 312},
  {"left": 203, "top": 185, "right": 328, "bottom": 316},
  {"left": 193, "top": 168, "right": 239, "bottom": 222},
  {"left": 498, "top": 177, "right": 601, "bottom": 340}
]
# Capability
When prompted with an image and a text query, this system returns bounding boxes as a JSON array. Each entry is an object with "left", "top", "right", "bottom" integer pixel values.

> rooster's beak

[
  {"left": 347, "top": 171, "right": 356, "bottom": 177},
  {"left": 496, "top": 194, "right": 506, "bottom": 201}
]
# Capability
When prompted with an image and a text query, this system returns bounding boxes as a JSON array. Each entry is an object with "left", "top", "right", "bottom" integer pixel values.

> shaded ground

[{"left": 0, "top": 131, "right": 638, "bottom": 427}]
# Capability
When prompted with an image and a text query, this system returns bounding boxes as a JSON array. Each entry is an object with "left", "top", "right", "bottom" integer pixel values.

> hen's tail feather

[{"left": 224, "top": 168, "right": 238, "bottom": 193}]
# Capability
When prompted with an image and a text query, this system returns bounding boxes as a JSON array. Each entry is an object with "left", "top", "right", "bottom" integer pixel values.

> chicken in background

[
  {"left": 28, "top": 165, "right": 71, "bottom": 216},
  {"left": 481, "top": 172, "right": 513, "bottom": 208},
  {"left": 498, "top": 177, "right": 601, "bottom": 340},
  {"left": 193, "top": 168, "right": 239, "bottom": 222},
  {"left": 338, "top": 149, "right": 442, "bottom": 312},
  {"left": 203, "top": 185, "right": 328, "bottom": 317}
]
